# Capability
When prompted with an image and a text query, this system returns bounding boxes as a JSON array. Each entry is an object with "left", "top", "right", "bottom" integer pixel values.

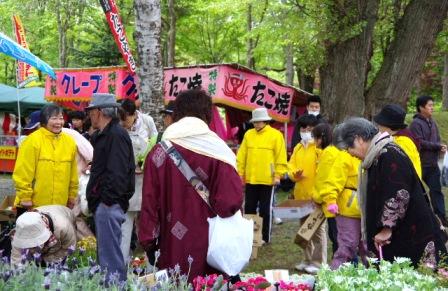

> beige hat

[
  {"left": 249, "top": 108, "right": 272, "bottom": 123},
  {"left": 12, "top": 212, "right": 51, "bottom": 249}
]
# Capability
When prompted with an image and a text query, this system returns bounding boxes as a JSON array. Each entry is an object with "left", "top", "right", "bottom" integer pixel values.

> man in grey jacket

[{"left": 410, "top": 95, "right": 447, "bottom": 224}]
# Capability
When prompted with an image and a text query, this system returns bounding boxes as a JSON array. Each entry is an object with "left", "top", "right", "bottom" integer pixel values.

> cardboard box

[
  {"left": 250, "top": 246, "right": 258, "bottom": 260},
  {"left": 264, "top": 269, "right": 289, "bottom": 284},
  {"left": 244, "top": 214, "right": 263, "bottom": 247},
  {"left": 273, "top": 200, "right": 315, "bottom": 219},
  {"left": 294, "top": 208, "right": 326, "bottom": 248},
  {"left": 0, "top": 195, "right": 15, "bottom": 222}
]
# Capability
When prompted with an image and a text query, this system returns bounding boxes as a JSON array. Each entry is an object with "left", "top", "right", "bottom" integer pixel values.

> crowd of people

[{"left": 5, "top": 89, "right": 448, "bottom": 284}]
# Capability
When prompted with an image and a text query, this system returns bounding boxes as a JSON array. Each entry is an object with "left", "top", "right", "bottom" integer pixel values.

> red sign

[
  {"left": 164, "top": 65, "right": 295, "bottom": 122},
  {"left": 44, "top": 66, "right": 138, "bottom": 102},
  {"left": 99, "top": 0, "right": 136, "bottom": 74}
]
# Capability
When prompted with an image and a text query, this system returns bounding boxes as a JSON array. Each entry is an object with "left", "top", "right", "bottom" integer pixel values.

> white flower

[{"left": 394, "top": 257, "right": 411, "bottom": 264}]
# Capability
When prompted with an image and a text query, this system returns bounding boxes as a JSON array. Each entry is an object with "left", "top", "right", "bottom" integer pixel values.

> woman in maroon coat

[{"left": 139, "top": 89, "right": 243, "bottom": 281}]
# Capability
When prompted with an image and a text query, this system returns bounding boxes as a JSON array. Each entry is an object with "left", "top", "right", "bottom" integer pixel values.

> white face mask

[
  {"left": 300, "top": 132, "right": 312, "bottom": 143},
  {"left": 308, "top": 110, "right": 320, "bottom": 116}
]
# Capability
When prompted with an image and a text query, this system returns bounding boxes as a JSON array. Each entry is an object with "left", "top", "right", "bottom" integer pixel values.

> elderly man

[
  {"left": 86, "top": 93, "right": 135, "bottom": 283},
  {"left": 11, "top": 205, "right": 76, "bottom": 266}
]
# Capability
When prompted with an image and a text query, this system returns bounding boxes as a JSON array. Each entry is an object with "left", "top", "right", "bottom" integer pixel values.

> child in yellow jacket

[
  {"left": 288, "top": 114, "right": 325, "bottom": 274},
  {"left": 313, "top": 124, "right": 367, "bottom": 269}
]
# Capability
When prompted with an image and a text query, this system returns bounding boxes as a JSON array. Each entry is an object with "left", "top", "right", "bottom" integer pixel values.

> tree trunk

[
  {"left": 320, "top": 0, "right": 379, "bottom": 123},
  {"left": 365, "top": 0, "right": 448, "bottom": 118},
  {"left": 443, "top": 52, "right": 448, "bottom": 111},
  {"left": 55, "top": 2, "right": 68, "bottom": 67},
  {"left": 246, "top": 3, "right": 255, "bottom": 69},
  {"left": 167, "top": 0, "right": 176, "bottom": 67},
  {"left": 285, "top": 44, "right": 294, "bottom": 86},
  {"left": 297, "top": 68, "right": 314, "bottom": 93},
  {"left": 134, "top": 0, "right": 164, "bottom": 128}
]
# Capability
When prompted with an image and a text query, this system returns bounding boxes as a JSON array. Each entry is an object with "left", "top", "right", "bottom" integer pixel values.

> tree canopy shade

[
  {"left": 0, "top": 84, "right": 48, "bottom": 115},
  {"left": 0, "top": 0, "right": 447, "bottom": 122}
]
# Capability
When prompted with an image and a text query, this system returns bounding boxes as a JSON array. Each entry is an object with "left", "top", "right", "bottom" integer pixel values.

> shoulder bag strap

[{"left": 160, "top": 140, "right": 212, "bottom": 209}]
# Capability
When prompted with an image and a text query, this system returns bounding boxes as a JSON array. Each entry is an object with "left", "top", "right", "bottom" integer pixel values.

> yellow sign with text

[{"left": 0, "top": 146, "right": 18, "bottom": 160}]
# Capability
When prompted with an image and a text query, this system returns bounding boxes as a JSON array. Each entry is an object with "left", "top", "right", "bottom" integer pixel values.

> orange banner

[{"left": 12, "top": 15, "right": 39, "bottom": 87}]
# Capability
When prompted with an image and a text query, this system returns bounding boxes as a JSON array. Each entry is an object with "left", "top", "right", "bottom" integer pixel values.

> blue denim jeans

[{"left": 95, "top": 203, "right": 126, "bottom": 284}]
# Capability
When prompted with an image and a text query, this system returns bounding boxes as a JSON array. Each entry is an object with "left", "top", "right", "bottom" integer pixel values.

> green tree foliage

[{"left": 0, "top": 0, "right": 445, "bottom": 116}]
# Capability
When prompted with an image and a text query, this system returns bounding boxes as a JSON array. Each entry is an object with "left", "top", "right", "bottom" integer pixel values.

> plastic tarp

[{"left": 0, "top": 84, "right": 49, "bottom": 115}]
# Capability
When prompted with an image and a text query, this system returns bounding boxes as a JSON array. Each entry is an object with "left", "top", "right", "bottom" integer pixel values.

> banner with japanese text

[
  {"left": 164, "top": 65, "right": 295, "bottom": 122},
  {"left": 12, "top": 15, "right": 39, "bottom": 88},
  {"left": 0, "top": 146, "right": 17, "bottom": 160},
  {"left": 44, "top": 66, "right": 138, "bottom": 104},
  {"left": 99, "top": 0, "right": 136, "bottom": 74}
]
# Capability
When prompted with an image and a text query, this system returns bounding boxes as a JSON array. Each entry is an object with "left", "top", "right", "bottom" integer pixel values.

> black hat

[
  {"left": 373, "top": 104, "right": 407, "bottom": 130},
  {"left": 160, "top": 101, "right": 175, "bottom": 115}
]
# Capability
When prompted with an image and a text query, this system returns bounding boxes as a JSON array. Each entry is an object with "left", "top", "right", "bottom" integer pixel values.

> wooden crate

[{"left": 0, "top": 195, "right": 15, "bottom": 222}]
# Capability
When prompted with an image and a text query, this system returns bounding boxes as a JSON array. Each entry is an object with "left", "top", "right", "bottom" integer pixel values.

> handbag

[{"left": 160, "top": 140, "right": 253, "bottom": 276}]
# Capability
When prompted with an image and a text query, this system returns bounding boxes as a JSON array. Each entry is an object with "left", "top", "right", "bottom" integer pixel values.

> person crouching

[{"left": 11, "top": 205, "right": 77, "bottom": 266}]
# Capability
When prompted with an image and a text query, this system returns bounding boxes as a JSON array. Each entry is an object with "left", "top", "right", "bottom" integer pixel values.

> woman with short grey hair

[{"left": 337, "top": 117, "right": 446, "bottom": 266}]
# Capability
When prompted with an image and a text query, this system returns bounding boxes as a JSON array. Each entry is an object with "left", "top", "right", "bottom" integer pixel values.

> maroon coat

[{"left": 139, "top": 143, "right": 243, "bottom": 281}]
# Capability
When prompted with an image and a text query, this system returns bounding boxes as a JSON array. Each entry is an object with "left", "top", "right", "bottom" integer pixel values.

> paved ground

[{"left": 0, "top": 174, "right": 14, "bottom": 198}]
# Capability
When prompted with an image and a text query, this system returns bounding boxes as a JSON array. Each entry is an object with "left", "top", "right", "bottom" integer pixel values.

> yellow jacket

[
  {"left": 394, "top": 135, "right": 422, "bottom": 179},
  {"left": 312, "top": 147, "right": 361, "bottom": 218},
  {"left": 13, "top": 127, "right": 78, "bottom": 207},
  {"left": 287, "top": 141, "right": 320, "bottom": 201},
  {"left": 237, "top": 125, "right": 287, "bottom": 185}
]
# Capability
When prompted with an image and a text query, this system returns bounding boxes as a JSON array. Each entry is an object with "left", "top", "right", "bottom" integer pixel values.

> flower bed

[
  {"left": 1, "top": 243, "right": 448, "bottom": 291},
  {"left": 315, "top": 258, "right": 448, "bottom": 291}
]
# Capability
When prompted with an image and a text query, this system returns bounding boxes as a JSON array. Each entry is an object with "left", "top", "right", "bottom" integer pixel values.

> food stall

[{"left": 0, "top": 85, "right": 49, "bottom": 173}]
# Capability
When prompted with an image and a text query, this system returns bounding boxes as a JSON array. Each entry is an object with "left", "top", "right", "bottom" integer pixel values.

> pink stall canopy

[
  {"left": 44, "top": 64, "right": 312, "bottom": 142},
  {"left": 163, "top": 63, "right": 313, "bottom": 141}
]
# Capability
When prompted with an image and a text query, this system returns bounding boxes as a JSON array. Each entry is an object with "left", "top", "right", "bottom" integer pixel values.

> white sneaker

[
  {"left": 273, "top": 217, "right": 283, "bottom": 225},
  {"left": 304, "top": 265, "right": 320, "bottom": 274},
  {"left": 295, "top": 262, "right": 308, "bottom": 271}
]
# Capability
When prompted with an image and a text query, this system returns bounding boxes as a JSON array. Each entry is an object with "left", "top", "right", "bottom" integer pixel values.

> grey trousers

[{"left": 95, "top": 203, "right": 126, "bottom": 283}]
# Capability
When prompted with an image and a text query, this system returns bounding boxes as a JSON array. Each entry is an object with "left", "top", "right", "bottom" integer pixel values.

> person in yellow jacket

[
  {"left": 373, "top": 104, "right": 422, "bottom": 179},
  {"left": 310, "top": 123, "right": 339, "bottom": 256},
  {"left": 287, "top": 114, "right": 325, "bottom": 274},
  {"left": 237, "top": 108, "right": 287, "bottom": 243},
  {"left": 313, "top": 124, "right": 368, "bottom": 270},
  {"left": 13, "top": 105, "right": 78, "bottom": 216}
]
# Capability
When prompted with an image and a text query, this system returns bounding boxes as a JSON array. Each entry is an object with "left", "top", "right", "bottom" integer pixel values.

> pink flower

[{"left": 438, "top": 268, "right": 448, "bottom": 279}]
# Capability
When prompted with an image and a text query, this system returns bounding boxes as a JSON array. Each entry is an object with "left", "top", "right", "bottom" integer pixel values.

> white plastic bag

[
  {"left": 206, "top": 210, "right": 253, "bottom": 276},
  {"left": 78, "top": 174, "right": 90, "bottom": 216},
  {"left": 442, "top": 153, "right": 448, "bottom": 187}
]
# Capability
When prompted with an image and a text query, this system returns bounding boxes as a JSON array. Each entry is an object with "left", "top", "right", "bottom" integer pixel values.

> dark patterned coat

[{"left": 365, "top": 143, "right": 446, "bottom": 266}]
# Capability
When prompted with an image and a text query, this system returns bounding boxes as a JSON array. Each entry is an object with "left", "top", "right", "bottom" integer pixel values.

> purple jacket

[{"left": 409, "top": 113, "right": 441, "bottom": 167}]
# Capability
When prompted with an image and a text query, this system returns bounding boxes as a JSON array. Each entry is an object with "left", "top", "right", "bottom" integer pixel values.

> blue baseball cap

[{"left": 24, "top": 110, "right": 41, "bottom": 130}]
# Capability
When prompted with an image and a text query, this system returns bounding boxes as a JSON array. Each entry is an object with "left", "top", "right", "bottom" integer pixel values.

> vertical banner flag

[
  {"left": 99, "top": 0, "right": 136, "bottom": 74},
  {"left": 12, "top": 15, "right": 39, "bottom": 88}
]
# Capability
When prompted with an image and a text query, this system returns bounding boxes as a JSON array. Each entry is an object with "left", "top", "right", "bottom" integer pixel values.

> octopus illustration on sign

[{"left": 222, "top": 73, "right": 249, "bottom": 101}]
